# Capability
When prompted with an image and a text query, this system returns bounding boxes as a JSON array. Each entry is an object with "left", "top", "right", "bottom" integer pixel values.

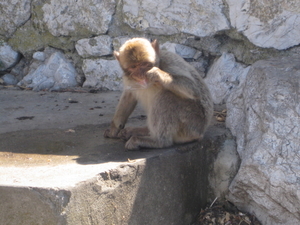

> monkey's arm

[
  {"left": 104, "top": 90, "right": 137, "bottom": 138},
  {"left": 147, "top": 67, "right": 199, "bottom": 100}
]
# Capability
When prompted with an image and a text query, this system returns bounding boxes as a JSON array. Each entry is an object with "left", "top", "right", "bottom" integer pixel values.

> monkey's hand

[
  {"left": 117, "top": 127, "right": 149, "bottom": 141},
  {"left": 117, "top": 128, "right": 132, "bottom": 141},
  {"left": 146, "top": 67, "right": 172, "bottom": 85},
  {"left": 125, "top": 136, "right": 141, "bottom": 150},
  {"left": 129, "top": 62, "right": 153, "bottom": 86},
  {"left": 104, "top": 122, "right": 122, "bottom": 139}
]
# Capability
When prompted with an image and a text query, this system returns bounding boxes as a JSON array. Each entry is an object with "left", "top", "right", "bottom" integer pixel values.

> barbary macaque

[{"left": 104, "top": 38, "right": 213, "bottom": 150}]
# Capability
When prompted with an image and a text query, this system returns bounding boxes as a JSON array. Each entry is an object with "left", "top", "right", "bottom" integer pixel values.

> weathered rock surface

[
  {"left": 6, "top": 58, "right": 27, "bottom": 83},
  {"left": 226, "top": 56, "right": 300, "bottom": 225},
  {"left": 32, "top": 51, "right": 46, "bottom": 62},
  {"left": 209, "top": 139, "right": 239, "bottom": 199},
  {"left": 185, "top": 36, "right": 222, "bottom": 57},
  {"left": 205, "top": 53, "right": 250, "bottom": 104},
  {"left": 0, "top": 41, "right": 20, "bottom": 72},
  {"left": 227, "top": 0, "right": 300, "bottom": 49},
  {"left": 161, "top": 42, "right": 200, "bottom": 59},
  {"left": 0, "top": 0, "right": 31, "bottom": 37},
  {"left": 18, "top": 51, "right": 77, "bottom": 91},
  {"left": 160, "top": 42, "right": 207, "bottom": 76},
  {"left": 1, "top": 74, "right": 19, "bottom": 85},
  {"left": 41, "top": 0, "right": 116, "bottom": 37},
  {"left": 121, "top": 0, "right": 230, "bottom": 36},
  {"left": 82, "top": 59, "right": 123, "bottom": 91},
  {"left": 112, "top": 36, "right": 131, "bottom": 52},
  {"left": 75, "top": 35, "right": 113, "bottom": 58},
  {"left": 7, "top": 20, "right": 74, "bottom": 58}
]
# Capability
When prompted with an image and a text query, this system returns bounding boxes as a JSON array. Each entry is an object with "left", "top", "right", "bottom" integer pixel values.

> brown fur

[{"left": 104, "top": 38, "right": 213, "bottom": 150}]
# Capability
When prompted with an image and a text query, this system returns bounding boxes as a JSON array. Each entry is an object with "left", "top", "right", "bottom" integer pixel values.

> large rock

[
  {"left": 41, "top": 0, "right": 116, "bottom": 37},
  {"left": 1, "top": 74, "right": 19, "bottom": 85},
  {"left": 0, "top": 0, "right": 31, "bottom": 37},
  {"left": 82, "top": 59, "right": 123, "bottom": 90},
  {"left": 75, "top": 35, "right": 113, "bottom": 58},
  {"left": 227, "top": 0, "right": 300, "bottom": 50},
  {"left": 7, "top": 20, "right": 75, "bottom": 58},
  {"left": 18, "top": 51, "right": 77, "bottom": 91},
  {"left": 205, "top": 53, "right": 250, "bottom": 104},
  {"left": 121, "top": 0, "right": 230, "bottom": 36},
  {"left": 161, "top": 42, "right": 200, "bottom": 59},
  {"left": 0, "top": 41, "right": 20, "bottom": 72},
  {"left": 226, "top": 56, "right": 300, "bottom": 225}
]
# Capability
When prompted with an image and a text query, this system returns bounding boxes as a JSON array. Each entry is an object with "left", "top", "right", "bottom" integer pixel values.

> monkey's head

[{"left": 114, "top": 38, "right": 159, "bottom": 87}]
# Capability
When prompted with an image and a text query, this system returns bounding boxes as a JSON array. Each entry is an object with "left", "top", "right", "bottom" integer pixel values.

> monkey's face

[{"left": 124, "top": 61, "right": 154, "bottom": 87}]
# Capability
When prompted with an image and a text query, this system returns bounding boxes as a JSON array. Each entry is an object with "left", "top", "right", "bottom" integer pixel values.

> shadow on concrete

[
  {"left": 126, "top": 141, "right": 209, "bottom": 225},
  {"left": 0, "top": 118, "right": 230, "bottom": 224},
  {"left": 0, "top": 123, "right": 172, "bottom": 166},
  {"left": 124, "top": 122, "right": 230, "bottom": 225}
]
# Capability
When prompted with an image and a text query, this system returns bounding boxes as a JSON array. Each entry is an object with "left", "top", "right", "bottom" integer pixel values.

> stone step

[{"left": 0, "top": 89, "right": 229, "bottom": 225}]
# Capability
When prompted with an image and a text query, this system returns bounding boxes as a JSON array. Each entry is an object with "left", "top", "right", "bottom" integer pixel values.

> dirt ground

[{"left": 194, "top": 200, "right": 262, "bottom": 225}]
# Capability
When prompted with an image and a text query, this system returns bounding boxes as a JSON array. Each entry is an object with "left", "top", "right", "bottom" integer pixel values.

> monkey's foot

[
  {"left": 125, "top": 136, "right": 141, "bottom": 150},
  {"left": 103, "top": 125, "right": 122, "bottom": 139},
  {"left": 118, "top": 127, "right": 149, "bottom": 141},
  {"left": 117, "top": 129, "right": 132, "bottom": 141}
]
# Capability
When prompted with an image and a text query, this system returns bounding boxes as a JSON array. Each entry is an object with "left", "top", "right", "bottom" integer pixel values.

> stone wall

[
  {"left": 1, "top": 0, "right": 300, "bottom": 90},
  {"left": 1, "top": 0, "right": 300, "bottom": 224}
]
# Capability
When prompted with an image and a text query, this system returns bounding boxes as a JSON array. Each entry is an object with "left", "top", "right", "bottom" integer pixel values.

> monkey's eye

[
  {"left": 141, "top": 62, "right": 153, "bottom": 68},
  {"left": 130, "top": 65, "right": 137, "bottom": 69}
]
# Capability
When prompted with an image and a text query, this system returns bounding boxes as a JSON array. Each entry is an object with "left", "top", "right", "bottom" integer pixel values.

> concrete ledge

[{"left": 0, "top": 89, "right": 229, "bottom": 225}]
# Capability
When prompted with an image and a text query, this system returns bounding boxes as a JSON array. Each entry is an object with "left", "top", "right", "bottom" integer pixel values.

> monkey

[{"left": 104, "top": 38, "right": 213, "bottom": 150}]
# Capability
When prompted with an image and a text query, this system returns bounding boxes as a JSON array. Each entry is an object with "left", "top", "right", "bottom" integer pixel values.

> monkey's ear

[
  {"left": 114, "top": 51, "right": 120, "bottom": 61},
  {"left": 151, "top": 39, "right": 159, "bottom": 55}
]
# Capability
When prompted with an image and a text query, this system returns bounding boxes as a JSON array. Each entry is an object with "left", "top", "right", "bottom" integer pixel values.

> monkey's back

[
  {"left": 132, "top": 85, "right": 211, "bottom": 143},
  {"left": 159, "top": 50, "right": 213, "bottom": 129},
  {"left": 152, "top": 89, "right": 208, "bottom": 140}
]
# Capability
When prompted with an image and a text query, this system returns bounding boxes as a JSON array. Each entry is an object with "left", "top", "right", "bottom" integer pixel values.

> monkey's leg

[
  {"left": 173, "top": 135, "right": 203, "bottom": 144},
  {"left": 104, "top": 91, "right": 137, "bottom": 138},
  {"left": 118, "top": 127, "right": 150, "bottom": 140},
  {"left": 125, "top": 135, "right": 173, "bottom": 150}
]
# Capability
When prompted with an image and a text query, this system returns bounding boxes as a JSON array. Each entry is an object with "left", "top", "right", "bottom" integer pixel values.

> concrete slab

[
  {"left": 0, "top": 88, "right": 229, "bottom": 225},
  {"left": 0, "top": 88, "right": 128, "bottom": 134}
]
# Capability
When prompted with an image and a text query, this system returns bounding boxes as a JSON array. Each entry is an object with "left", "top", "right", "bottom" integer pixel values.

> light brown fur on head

[
  {"left": 114, "top": 38, "right": 160, "bottom": 87},
  {"left": 114, "top": 38, "right": 158, "bottom": 71}
]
